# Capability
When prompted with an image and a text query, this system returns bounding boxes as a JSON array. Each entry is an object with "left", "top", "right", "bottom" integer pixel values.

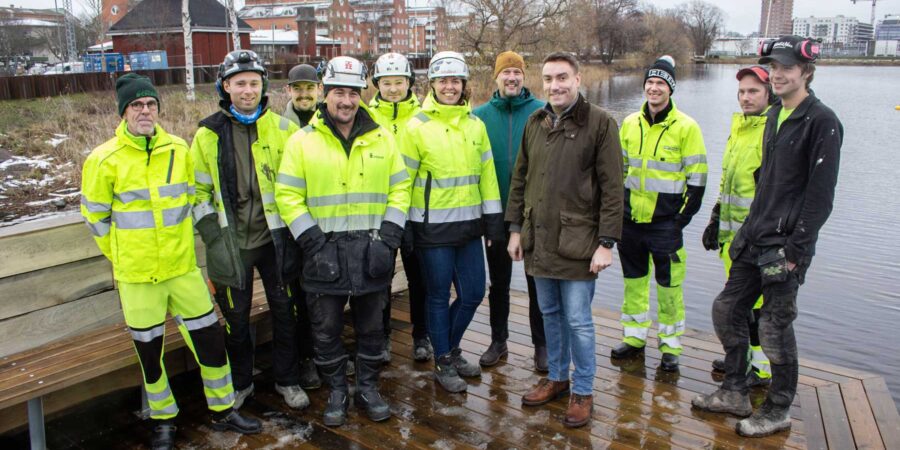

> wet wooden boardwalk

[{"left": 4, "top": 287, "right": 899, "bottom": 449}]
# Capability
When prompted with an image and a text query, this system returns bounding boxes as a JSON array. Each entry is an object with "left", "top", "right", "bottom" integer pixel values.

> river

[{"left": 508, "top": 64, "right": 900, "bottom": 408}]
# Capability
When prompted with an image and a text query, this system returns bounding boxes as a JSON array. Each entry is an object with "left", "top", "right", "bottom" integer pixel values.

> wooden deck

[{"left": 3, "top": 287, "right": 899, "bottom": 449}]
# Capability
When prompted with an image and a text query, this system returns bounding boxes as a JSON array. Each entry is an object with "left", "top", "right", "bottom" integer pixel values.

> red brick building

[{"left": 107, "top": 0, "right": 252, "bottom": 67}]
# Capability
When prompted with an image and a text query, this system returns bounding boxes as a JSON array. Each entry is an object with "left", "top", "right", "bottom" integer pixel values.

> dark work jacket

[
  {"left": 506, "top": 94, "right": 625, "bottom": 281},
  {"left": 730, "top": 92, "right": 843, "bottom": 267},
  {"left": 196, "top": 102, "right": 301, "bottom": 289}
]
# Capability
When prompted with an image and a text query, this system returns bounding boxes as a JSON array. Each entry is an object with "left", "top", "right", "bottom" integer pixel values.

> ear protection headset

[{"left": 758, "top": 38, "right": 821, "bottom": 63}]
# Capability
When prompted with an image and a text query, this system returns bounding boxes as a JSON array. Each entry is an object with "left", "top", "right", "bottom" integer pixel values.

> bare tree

[
  {"left": 640, "top": 6, "right": 691, "bottom": 63},
  {"left": 677, "top": 0, "right": 724, "bottom": 57},
  {"left": 183, "top": 0, "right": 195, "bottom": 100},
  {"left": 444, "top": 0, "right": 569, "bottom": 62}
]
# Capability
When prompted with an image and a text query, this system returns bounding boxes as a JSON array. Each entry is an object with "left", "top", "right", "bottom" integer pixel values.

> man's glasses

[{"left": 129, "top": 100, "right": 159, "bottom": 112}]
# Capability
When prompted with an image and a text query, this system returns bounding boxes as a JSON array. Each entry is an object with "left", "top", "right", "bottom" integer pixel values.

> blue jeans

[
  {"left": 533, "top": 277, "right": 597, "bottom": 395},
  {"left": 418, "top": 238, "right": 486, "bottom": 358}
]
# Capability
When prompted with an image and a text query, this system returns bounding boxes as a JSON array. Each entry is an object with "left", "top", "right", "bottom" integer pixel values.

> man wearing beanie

[
  {"left": 612, "top": 55, "right": 708, "bottom": 372},
  {"left": 694, "top": 35, "right": 842, "bottom": 438},
  {"left": 80, "top": 73, "right": 260, "bottom": 450},
  {"left": 191, "top": 50, "right": 308, "bottom": 412},
  {"left": 473, "top": 51, "right": 547, "bottom": 372},
  {"left": 283, "top": 63, "right": 319, "bottom": 127}
]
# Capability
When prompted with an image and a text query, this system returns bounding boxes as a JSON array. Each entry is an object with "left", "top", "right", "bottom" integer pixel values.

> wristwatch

[{"left": 598, "top": 238, "right": 616, "bottom": 249}]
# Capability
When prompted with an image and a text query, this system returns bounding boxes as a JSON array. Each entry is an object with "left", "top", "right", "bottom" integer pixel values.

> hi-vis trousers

[{"left": 118, "top": 267, "right": 235, "bottom": 420}]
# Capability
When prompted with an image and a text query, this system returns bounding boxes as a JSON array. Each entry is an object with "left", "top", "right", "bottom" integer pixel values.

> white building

[{"left": 792, "top": 15, "right": 873, "bottom": 45}]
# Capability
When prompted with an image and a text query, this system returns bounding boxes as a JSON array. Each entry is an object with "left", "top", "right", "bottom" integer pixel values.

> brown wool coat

[{"left": 505, "top": 94, "right": 624, "bottom": 281}]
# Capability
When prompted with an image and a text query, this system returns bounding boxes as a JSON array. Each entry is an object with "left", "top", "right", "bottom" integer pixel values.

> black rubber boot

[
  {"left": 210, "top": 409, "right": 262, "bottom": 434},
  {"left": 611, "top": 342, "right": 645, "bottom": 359},
  {"left": 355, "top": 354, "right": 391, "bottom": 422},
  {"left": 150, "top": 419, "right": 176, "bottom": 450},
  {"left": 319, "top": 358, "right": 350, "bottom": 427}
]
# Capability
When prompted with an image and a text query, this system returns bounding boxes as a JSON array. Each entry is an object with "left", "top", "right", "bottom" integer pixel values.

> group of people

[{"left": 79, "top": 33, "right": 841, "bottom": 449}]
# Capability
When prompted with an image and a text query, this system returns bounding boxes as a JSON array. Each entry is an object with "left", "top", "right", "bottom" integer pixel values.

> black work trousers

[
  {"left": 307, "top": 290, "right": 386, "bottom": 367},
  {"left": 383, "top": 248, "right": 429, "bottom": 339},
  {"left": 212, "top": 242, "right": 299, "bottom": 390},
  {"left": 292, "top": 282, "right": 316, "bottom": 360},
  {"left": 485, "top": 238, "right": 546, "bottom": 347},
  {"left": 712, "top": 245, "right": 800, "bottom": 408}
]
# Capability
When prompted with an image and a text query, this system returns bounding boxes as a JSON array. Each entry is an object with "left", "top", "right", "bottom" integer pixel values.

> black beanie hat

[
  {"left": 645, "top": 55, "right": 676, "bottom": 94},
  {"left": 116, "top": 73, "right": 160, "bottom": 116}
]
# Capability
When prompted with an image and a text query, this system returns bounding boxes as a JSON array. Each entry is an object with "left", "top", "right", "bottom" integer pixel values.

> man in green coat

[{"left": 473, "top": 51, "right": 547, "bottom": 371}]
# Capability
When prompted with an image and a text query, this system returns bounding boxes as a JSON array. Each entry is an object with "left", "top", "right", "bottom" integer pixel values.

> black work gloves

[
  {"left": 379, "top": 221, "right": 404, "bottom": 251},
  {"left": 701, "top": 202, "right": 721, "bottom": 251},
  {"left": 195, "top": 214, "right": 221, "bottom": 245},
  {"left": 297, "top": 225, "right": 327, "bottom": 256}
]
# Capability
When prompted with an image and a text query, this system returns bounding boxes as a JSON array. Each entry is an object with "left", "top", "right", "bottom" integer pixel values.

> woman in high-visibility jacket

[{"left": 402, "top": 52, "right": 505, "bottom": 393}]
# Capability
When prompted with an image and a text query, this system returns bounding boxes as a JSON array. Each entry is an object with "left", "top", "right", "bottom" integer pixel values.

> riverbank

[
  {"left": 702, "top": 56, "right": 900, "bottom": 66},
  {"left": 0, "top": 61, "right": 630, "bottom": 225}
]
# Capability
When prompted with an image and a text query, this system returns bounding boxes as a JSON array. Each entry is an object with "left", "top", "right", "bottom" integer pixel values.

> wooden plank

[
  {"left": 840, "top": 379, "right": 886, "bottom": 450},
  {"left": 863, "top": 377, "right": 900, "bottom": 450},
  {"left": 0, "top": 290, "right": 122, "bottom": 358},
  {"left": 817, "top": 383, "right": 855, "bottom": 449},
  {"left": 0, "top": 214, "right": 101, "bottom": 278},
  {"left": 0, "top": 256, "right": 113, "bottom": 320},
  {"left": 799, "top": 388, "right": 828, "bottom": 450}
]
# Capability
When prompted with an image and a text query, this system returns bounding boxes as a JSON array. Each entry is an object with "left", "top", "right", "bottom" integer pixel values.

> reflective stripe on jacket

[
  {"left": 620, "top": 100, "right": 708, "bottom": 225},
  {"left": 717, "top": 110, "right": 767, "bottom": 243},
  {"left": 191, "top": 109, "right": 300, "bottom": 289},
  {"left": 80, "top": 121, "right": 196, "bottom": 284},
  {"left": 401, "top": 92, "right": 505, "bottom": 247}
]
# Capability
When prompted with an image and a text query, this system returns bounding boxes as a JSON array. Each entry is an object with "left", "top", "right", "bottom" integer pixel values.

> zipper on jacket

[
  {"left": 393, "top": 102, "right": 399, "bottom": 120},
  {"left": 507, "top": 114, "right": 513, "bottom": 177},
  {"left": 652, "top": 125, "right": 671, "bottom": 157},
  {"left": 423, "top": 172, "right": 433, "bottom": 225},
  {"left": 165, "top": 149, "right": 175, "bottom": 184},
  {"left": 145, "top": 137, "right": 152, "bottom": 165},
  {"left": 246, "top": 139, "right": 256, "bottom": 248}
]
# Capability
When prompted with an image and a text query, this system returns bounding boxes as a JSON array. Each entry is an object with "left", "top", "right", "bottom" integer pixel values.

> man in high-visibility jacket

[
  {"left": 367, "top": 52, "right": 433, "bottom": 364},
  {"left": 613, "top": 56, "right": 708, "bottom": 372},
  {"left": 191, "top": 50, "right": 307, "bottom": 411},
  {"left": 702, "top": 66, "right": 773, "bottom": 387},
  {"left": 80, "top": 74, "right": 260, "bottom": 450},
  {"left": 275, "top": 56, "right": 411, "bottom": 427}
]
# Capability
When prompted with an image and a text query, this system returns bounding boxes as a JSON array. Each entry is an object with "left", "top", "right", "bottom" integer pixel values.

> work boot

[
  {"left": 382, "top": 339, "right": 392, "bottom": 365},
  {"left": 736, "top": 401, "right": 792, "bottom": 437},
  {"left": 748, "top": 369, "right": 772, "bottom": 388},
  {"left": 150, "top": 419, "right": 176, "bottom": 450},
  {"left": 712, "top": 359, "right": 726, "bottom": 372},
  {"left": 275, "top": 384, "right": 309, "bottom": 410},
  {"left": 319, "top": 359, "right": 350, "bottom": 427},
  {"left": 299, "top": 358, "right": 321, "bottom": 390},
  {"left": 451, "top": 348, "right": 481, "bottom": 377},
  {"left": 413, "top": 337, "right": 433, "bottom": 362},
  {"left": 522, "top": 378, "right": 570, "bottom": 406},
  {"left": 479, "top": 340, "right": 508, "bottom": 367},
  {"left": 563, "top": 394, "right": 593, "bottom": 428},
  {"left": 659, "top": 353, "right": 679, "bottom": 372},
  {"left": 210, "top": 410, "right": 262, "bottom": 434},
  {"left": 610, "top": 342, "right": 644, "bottom": 359},
  {"left": 232, "top": 383, "right": 254, "bottom": 410},
  {"left": 533, "top": 345, "right": 549, "bottom": 373},
  {"left": 691, "top": 388, "right": 752, "bottom": 417},
  {"left": 434, "top": 353, "right": 467, "bottom": 393},
  {"left": 355, "top": 355, "right": 391, "bottom": 422}
]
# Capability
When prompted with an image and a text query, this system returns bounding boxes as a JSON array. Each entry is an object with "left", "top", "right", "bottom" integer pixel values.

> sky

[{"left": 4, "top": 0, "right": 900, "bottom": 35}]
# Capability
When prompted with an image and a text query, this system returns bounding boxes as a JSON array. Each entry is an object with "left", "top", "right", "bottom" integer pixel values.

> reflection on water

[{"left": 509, "top": 64, "right": 900, "bottom": 408}]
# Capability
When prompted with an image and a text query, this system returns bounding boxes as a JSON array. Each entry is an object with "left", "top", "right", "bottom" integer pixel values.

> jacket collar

[
  {"left": 534, "top": 93, "right": 590, "bottom": 129},
  {"left": 767, "top": 90, "right": 819, "bottom": 124},
  {"left": 116, "top": 120, "right": 170, "bottom": 151},
  {"left": 421, "top": 92, "right": 472, "bottom": 127},
  {"left": 488, "top": 87, "right": 536, "bottom": 111},
  {"left": 642, "top": 100, "right": 675, "bottom": 126},
  {"left": 368, "top": 92, "right": 421, "bottom": 121},
  {"left": 734, "top": 106, "right": 770, "bottom": 128},
  {"left": 312, "top": 102, "right": 380, "bottom": 150},
  {"left": 282, "top": 102, "right": 316, "bottom": 127}
]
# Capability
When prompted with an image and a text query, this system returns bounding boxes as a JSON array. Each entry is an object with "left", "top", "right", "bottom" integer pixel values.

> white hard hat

[
  {"left": 372, "top": 53, "right": 413, "bottom": 81},
  {"left": 428, "top": 51, "right": 468, "bottom": 80},
  {"left": 321, "top": 56, "right": 368, "bottom": 89}
]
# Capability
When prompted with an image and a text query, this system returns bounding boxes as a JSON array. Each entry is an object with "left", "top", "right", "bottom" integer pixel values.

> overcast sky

[{"left": 4, "top": 0, "right": 899, "bottom": 35}]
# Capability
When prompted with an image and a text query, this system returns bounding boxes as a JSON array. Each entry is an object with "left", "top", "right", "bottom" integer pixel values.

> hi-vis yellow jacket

[
  {"left": 717, "top": 109, "right": 768, "bottom": 243},
  {"left": 80, "top": 121, "right": 196, "bottom": 284},
  {"left": 401, "top": 92, "right": 505, "bottom": 246}
]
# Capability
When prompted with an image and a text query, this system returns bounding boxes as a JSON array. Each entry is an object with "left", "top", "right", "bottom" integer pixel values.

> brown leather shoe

[
  {"left": 563, "top": 393, "right": 593, "bottom": 428},
  {"left": 522, "top": 378, "right": 569, "bottom": 406}
]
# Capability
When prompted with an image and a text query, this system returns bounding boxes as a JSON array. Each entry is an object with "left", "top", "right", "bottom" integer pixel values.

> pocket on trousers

[
  {"left": 557, "top": 210, "right": 598, "bottom": 260},
  {"left": 757, "top": 246, "right": 788, "bottom": 287},
  {"left": 367, "top": 239, "right": 394, "bottom": 279},
  {"left": 303, "top": 241, "right": 340, "bottom": 283},
  {"left": 521, "top": 206, "right": 535, "bottom": 252}
]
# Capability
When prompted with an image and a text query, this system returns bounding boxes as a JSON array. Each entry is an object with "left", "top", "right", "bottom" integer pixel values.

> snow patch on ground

[{"left": 45, "top": 134, "right": 69, "bottom": 147}]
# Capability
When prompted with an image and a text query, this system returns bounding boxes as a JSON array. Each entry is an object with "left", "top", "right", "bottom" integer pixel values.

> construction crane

[
  {"left": 62, "top": 0, "right": 77, "bottom": 62},
  {"left": 851, "top": 0, "right": 878, "bottom": 27}
]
